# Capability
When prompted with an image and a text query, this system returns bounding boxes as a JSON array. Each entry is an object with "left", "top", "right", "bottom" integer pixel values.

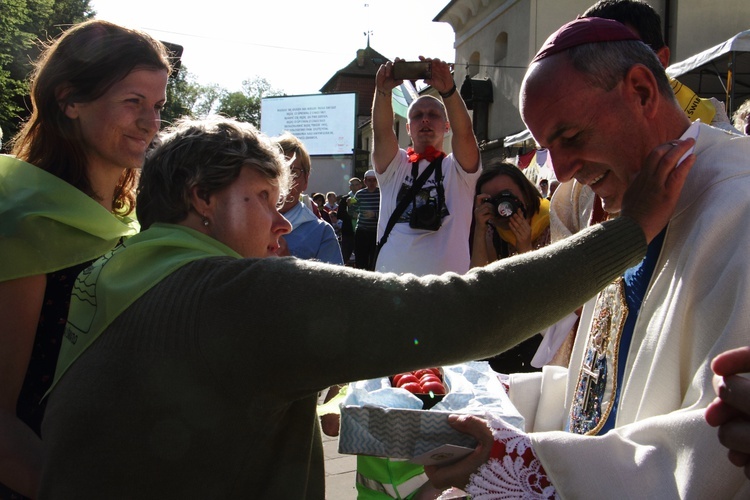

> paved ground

[{"left": 323, "top": 432, "right": 358, "bottom": 499}]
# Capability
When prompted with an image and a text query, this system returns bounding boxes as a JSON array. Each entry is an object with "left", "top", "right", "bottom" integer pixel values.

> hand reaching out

[{"left": 705, "top": 346, "right": 750, "bottom": 479}]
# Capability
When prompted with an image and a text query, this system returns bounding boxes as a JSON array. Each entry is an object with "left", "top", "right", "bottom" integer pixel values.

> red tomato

[
  {"left": 420, "top": 380, "right": 446, "bottom": 395},
  {"left": 395, "top": 374, "right": 419, "bottom": 387},
  {"left": 419, "top": 374, "right": 440, "bottom": 384},
  {"left": 427, "top": 368, "right": 441, "bottom": 376},
  {"left": 413, "top": 369, "right": 435, "bottom": 379},
  {"left": 392, "top": 373, "right": 408, "bottom": 386},
  {"left": 400, "top": 382, "right": 422, "bottom": 394}
]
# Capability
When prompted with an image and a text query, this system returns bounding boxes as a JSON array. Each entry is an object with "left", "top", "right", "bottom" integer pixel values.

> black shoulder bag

[{"left": 373, "top": 157, "right": 444, "bottom": 267}]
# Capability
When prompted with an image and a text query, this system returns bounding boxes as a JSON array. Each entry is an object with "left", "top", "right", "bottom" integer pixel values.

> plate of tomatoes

[{"left": 390, "top": 367, "right": 447, "bottom": 409}]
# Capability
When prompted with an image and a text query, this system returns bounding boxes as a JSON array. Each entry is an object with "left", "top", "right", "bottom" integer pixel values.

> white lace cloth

[{"left": 464, "top": 416, "right": 559, "bottom": 499}]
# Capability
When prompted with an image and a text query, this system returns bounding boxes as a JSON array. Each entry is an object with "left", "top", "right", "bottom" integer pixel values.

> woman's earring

[{"left": 201, "top": 215, "right": 210, "bottom": 227}]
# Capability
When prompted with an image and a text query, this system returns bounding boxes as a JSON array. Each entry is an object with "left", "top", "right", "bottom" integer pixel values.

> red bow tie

[{"left": 407, "top": 146, "right": 446, "bottom": 163}]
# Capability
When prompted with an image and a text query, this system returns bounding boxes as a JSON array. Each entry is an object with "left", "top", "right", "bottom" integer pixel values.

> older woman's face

[{"left": 207, "top": 167, "right": 291, "bottom": 258}]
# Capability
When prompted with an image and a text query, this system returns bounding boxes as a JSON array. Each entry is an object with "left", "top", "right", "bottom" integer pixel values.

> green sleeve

[{"left": 198, "top": 216, "right": 645, "bottom": 397}]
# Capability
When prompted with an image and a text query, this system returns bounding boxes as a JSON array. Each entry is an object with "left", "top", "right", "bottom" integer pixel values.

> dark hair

[
  {"left": 583, "top": 0, "right": 666, "bottom": 51},
  {"left": 136, "top": 117, "right": 289, "bottom": 230},
  {"left": 10, "top": 20, "right": 171, "bottom": 215},
  {"left": 475, "top": 160, "right": 542, "bottom": 218}
]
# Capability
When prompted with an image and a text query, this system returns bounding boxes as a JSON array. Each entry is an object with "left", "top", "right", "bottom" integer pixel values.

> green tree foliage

[
  {"left": 162, "top": 70, "right": 283, "bottom": 129},
  {"left": 0, "top": 0, "right": 284, "bottom": 145},
  {"left": 162, "top": 66, "right": 201, "bottom": 125},
  {"left": 0, "top": 0, "right": 93, "bottom": 149},
  {"left": 215, "top": 76, "right": 284, "bottom": 128}
]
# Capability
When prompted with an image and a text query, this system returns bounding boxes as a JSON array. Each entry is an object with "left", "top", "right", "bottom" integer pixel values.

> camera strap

[
  {"left": 411, "top": 160, "right": 444, "bottom": 219},
  {"left": 376, "top": 157, "right": 443, "bottom": 253}
]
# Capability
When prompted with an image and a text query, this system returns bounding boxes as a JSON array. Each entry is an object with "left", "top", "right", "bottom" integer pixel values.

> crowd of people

[{"left": 1, "top": 0, "right": 749, "bottom": 498}]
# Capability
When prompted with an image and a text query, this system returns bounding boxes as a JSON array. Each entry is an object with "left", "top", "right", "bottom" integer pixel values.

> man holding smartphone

[
  {"left": 371, "top": 57, "right": 481, "bottom": 276},
  {"left": 358, "top": 57, "right": 481, "bottom": 498}
]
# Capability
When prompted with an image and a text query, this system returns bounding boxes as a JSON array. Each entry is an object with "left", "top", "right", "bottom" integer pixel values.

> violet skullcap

[{"left": 532, "top": 17, "right": 641, "bottom": 64}]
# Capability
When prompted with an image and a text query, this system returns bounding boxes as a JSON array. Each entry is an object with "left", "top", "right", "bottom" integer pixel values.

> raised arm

[
  {"left": 424, "top": 58, "right": 480, "bottom": 173},
  {"left": 371, "top": 60, "right": 400, "bottom": 173}
]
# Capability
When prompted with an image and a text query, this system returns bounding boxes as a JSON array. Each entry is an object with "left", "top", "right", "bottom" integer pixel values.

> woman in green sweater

[{"left": 40, "top": 116, "right": 689, "bottom": 499}]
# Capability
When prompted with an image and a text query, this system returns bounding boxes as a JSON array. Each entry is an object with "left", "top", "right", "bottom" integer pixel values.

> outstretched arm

[{"left": 706, "top": 346, "right": 750, "bottom": 479}]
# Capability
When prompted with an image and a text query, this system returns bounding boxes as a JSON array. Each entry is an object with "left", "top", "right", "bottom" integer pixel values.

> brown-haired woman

[{"left": 0, "top": 19, "right": 170, "bottom": 497}]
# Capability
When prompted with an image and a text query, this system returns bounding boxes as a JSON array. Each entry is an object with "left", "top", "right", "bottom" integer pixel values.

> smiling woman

[{"left": 0, "top": 19, "right": 171, "bottom": 497}]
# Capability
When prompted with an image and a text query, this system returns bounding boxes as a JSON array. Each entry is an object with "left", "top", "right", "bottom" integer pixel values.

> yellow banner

[{"left": 669, "top": 76, "right": 716, "bottom": 124}]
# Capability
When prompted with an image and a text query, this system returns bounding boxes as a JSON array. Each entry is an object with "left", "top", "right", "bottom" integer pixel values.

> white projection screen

[{"left": 260, "top": 93, "right": 357, "bottom": 156}]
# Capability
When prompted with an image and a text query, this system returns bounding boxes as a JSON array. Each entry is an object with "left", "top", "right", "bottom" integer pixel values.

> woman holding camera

[
  {"left": 471, "top": 160, "right": 551, "bottom": 267},
  {"left": 469, "top": 160, "right": 553, "bottom": 373}
]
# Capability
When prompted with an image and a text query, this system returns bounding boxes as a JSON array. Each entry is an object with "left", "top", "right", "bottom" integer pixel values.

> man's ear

[
  {"left": 624, "top": 64, "right": 660, "bottom": 120},
  {"left": 655, "top": 46, "right": 671, "bottom": 68}
]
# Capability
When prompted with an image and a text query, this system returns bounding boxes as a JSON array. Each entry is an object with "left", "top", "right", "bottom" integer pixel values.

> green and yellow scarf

[
  {"left": 50, "top": 223, "right": 241, "bottom": 392},
  {"left": 0, "top": 155, "right": 137, "bottom": 281}
]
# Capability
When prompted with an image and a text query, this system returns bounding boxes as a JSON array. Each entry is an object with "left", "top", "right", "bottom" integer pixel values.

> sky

[{"left": 90, "top": 0, "right": 457, "bottom": 96}]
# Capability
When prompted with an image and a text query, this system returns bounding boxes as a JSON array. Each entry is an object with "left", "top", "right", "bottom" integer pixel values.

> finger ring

[{"left": 669, "top": 141, "right": 679, "bottom": 146}]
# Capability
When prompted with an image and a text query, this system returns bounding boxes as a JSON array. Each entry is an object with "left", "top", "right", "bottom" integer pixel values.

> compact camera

[
  {"left": 409, "top": 200, "right": 441, "bottom": 231},
  {"left": 488, "top": 191, "right": 526, "bottom": 218},
  {"left": 393, "top": 61, "right": 432, "bottom": 81}
]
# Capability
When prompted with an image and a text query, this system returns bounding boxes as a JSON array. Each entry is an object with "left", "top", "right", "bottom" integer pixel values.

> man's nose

[{"left": 549, "top": 150, "right": 580, "bottom": 183}]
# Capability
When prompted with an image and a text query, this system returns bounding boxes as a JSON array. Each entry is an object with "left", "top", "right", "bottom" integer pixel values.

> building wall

[{"left": 669, "top": 0, "right": 749, "bottom": 63}]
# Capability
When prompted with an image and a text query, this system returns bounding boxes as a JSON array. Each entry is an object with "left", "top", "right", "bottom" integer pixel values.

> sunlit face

[
  {"left": 64, "top": 68, "right": 169, "bottom": 175},
  {"left": 349, "top": 179, "right": 363, "bottom": 192},
  {"left": 280, "top": 156, "right": 308, "bottom": 213},
  {"left": 520, "top": 57, "right": 649, "bottom": 213},
  {"left": 406, "top": 98, "right": 449, "bottom": 151},
  {"left": 480, "top": 174, "right": 528, "bottom": 228},
  {"left": 206, "top": 167, "right": 291, "bottom": 258}
]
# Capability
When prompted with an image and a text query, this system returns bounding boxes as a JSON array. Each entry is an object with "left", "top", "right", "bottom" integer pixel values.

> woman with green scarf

[
  {"left": 38, "top": 115, "right": 691, "bottom": 498},
  {"left": 0, "top": 20, "right": 170, "bottom": 497}
]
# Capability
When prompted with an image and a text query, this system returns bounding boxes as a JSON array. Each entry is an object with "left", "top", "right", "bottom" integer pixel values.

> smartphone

[{"left": 393, "top": 61, "right": 432, "bottom": 81}]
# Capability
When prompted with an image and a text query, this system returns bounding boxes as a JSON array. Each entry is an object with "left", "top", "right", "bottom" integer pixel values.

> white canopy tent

[{"left": 666, "top": 30, "right": 750, "bottom": 117}]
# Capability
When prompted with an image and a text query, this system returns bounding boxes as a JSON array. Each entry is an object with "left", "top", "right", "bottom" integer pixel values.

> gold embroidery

[{"left": 568, "top": 278, "right": 628, "bottom": 435}]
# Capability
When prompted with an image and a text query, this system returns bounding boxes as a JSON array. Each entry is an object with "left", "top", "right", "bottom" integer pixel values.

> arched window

[
  {"left": 494, "top": 32, "right": 508, "bottom": 63},
  {"left": 468, "top": 51, "right": 480, "bottom": 77}
]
